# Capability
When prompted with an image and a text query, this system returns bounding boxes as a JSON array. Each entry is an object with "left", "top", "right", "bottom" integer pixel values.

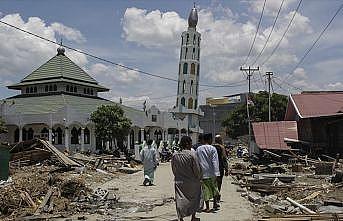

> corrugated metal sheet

[
  {"left": 288, "top": 92, "right": 343, "bottom": 119},
  {"left": 252, "top": 121, "right": 298, "bottom": 150}
]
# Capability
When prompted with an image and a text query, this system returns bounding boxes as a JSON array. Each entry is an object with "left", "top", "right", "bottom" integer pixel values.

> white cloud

[
  {"left": 0, "top": 13, "right": 87, "bottom": 81},
  {"left": 122, "top": 7, "right": 186, "bottom": 48},
  {"left": 327, "top": 82, "right": 343, "bottom": 90},
  {"left": 248, "top": 0, "right": 297, "bottom": 16},
  {"left": 122, "top": 6, "right": 314, "bottom": 94},
  {"left": 51, "top": 23, "right": 86, "bottom": 43},
  {"left": 292, "top": 67, "right": 307, "bottom": 80},
  {"left": 90, "top": 63, "right": 140, "bottom": 85}
]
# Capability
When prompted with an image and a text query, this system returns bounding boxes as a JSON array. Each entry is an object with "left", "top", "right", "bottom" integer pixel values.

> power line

[
  {"left": 251, "top": 0, "right": 285, "bottom": 66},
  {"left": 260, "top": 0, "right": 303, "bottom": 66},
  {"left": 242, "top": 0, "right": 267, "bottom": 66},
  {"left": 282, "top": 2, "right": 343, "bottom": 83},
  {"left": 0, "top": 20, "right": 244, "bottom": 89}
]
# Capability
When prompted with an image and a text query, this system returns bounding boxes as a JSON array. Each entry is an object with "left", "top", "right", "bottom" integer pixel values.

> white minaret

[{"left": 172, "top": 5, "right": 203, "bottom": 142}]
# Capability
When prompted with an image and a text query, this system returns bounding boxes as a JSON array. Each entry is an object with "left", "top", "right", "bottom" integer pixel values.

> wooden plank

[
  {"left": 34, "top": 188, "right": 54, "bottom": 215},
  {"left": 286, "top": 197, "right": 316, "bottom": 214}
]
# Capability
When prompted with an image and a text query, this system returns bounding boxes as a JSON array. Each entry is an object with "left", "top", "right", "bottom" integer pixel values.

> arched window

[
  {"left": 181, "top": 97, "right": 185, "bottom": 107},
  {"left": 190, "top": 80, "right": 194, "bottom": 94},
  {"left": 22, "top": 128, "right": 27, "bottom": 141},
  {"left": 193, "top": 34, "right": 196, "bottom": 44},
  {"left": 71, "top": 127, "right": 79, "bottom": 144},
  {"left": 14, "top": 128, "right": 19, "bottom": 142},
  {"left": 41, "top": 127, "right": 49, "bottom": 140},
  {"left": 30, "top": 87, "right": 33, "bottom": 93},
  {"left": 196, "top": 84, "right": 199, "bottom": 95},
  {"left": 90, "top": 89, "right": 94, "bottom": 95},
  {"left": 74, "top": 86, "right": 77, "bottom": 93},
  {"left": 84, "top": 127, "right": 90, "bottom": 144},
  {"left": 197, "top": 64, "right": 200, "bottom": 76},
  {"left": 34, "top": 86, "right": 37, "bottom": 93},
  {"left": 191, "top": 63, "right": 195, "bottom": 75},
  {"left": 177, "top": 81, "right": 180, "bottom": 94},
  {"left": 84, "top": 88, "right": 86, "bottom": 94},
  {"left": 178, "top": 64, "right": 181, "bottom": 75},
  {"left": 188, "top": 97, "right": 193, "bottom": 109},
  {"left": 45, "top": 85, "right": 48, "bottom": 92},
  {"left": 66, "top": 85, "right": 69, "bottom": 92},
  {"left": 26, "top": 88, "right": 29, "bottom": 93},
  {"left": 181, "top": 36, "right": 183, "bottom": 45},
  {"left": 194, "top": 99, "right": 198, "bottom": 109},
  {"left": 176, "top": 97, "right": 179, "bottom": 107},
  {"left": 28, "top": 128, "right": 34, "bottom": 140},
  {"left": 87, "top": 88, "right": 90, "bottom": 94},
  {"left": 182, "top": 80, "right": 186, "bottom": 93},
  {"left": 192, "top": 48, "right": 195, "bottom": 59},
  {"left": 198, "top": 36, "right": 200, "bottom": 46},
  {"left": 186, "top": 34, "right": 189, "bottom": 44},
  {"left": 198, "top": 48, "right": 200, "bottom": 60},
  {"left": 183, "top": 63, "right": 188, "bottom": 74},
  {"left": 53, "top": 84, "right": 57, "bottom": 91},
  {"left": 56, "top": 127, "right": 62, "bottom": 144},
  {"left": 185, "top": 48, "right": 188, "bottom": 59},
  {"left": 49, "top": 85, "right": 52, "bottom": 91}
]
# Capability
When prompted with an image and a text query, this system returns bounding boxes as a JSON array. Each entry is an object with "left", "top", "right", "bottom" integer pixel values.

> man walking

[
  {"left": 196, "top": 133, "right": 220, "bottom": 212},
  {"left": 172, "top": 136, "right": 202, "bottom": 221},
  {"left": 213, "top": 135, "right": 229, "bottom": 200},
  {"left": 140, "top": 139, "right": 157, "bottom": 186}
]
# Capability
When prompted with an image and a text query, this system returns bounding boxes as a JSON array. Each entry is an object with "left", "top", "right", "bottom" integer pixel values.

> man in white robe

[{"left": 140, "top": 139, "right": 157, "bottom": 186}]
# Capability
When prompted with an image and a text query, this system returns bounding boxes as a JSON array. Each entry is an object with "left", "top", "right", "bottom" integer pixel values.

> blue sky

[{"left": 0, "top": 0, "right": 342, "bottom": 110}]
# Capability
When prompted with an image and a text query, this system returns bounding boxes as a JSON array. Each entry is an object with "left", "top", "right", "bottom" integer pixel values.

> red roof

[
  {"left": 252, "top": 121, "right": 298, "bottom": 150},
  {"left": 285, "top": 92, "right": 343, "bottom": 119}
]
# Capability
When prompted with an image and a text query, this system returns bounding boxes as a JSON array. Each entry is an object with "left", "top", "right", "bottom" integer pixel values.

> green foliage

[
  {"left": 0, "top": 117, "right": 7, "bottom": 134},
  {"left": 222, "top": 91, "right": 288, "bottom": 138},
  {"left": 90, "top": 104, "right": 132, "bottom": 148}
]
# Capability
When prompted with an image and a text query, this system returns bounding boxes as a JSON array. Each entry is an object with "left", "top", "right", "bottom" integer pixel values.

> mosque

[{"left": 0, "top": 6, "right": 203, "bottom": 151}]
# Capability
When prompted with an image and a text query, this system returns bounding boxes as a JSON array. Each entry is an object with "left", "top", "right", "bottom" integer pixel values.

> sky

[{"left": 0, "top": 0, "right": 342, "bottom": 110}]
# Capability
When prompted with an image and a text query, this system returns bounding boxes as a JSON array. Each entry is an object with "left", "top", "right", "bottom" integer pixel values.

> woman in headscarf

[{"left": 171, "top": 136, "right": 202, "bottom": 221}]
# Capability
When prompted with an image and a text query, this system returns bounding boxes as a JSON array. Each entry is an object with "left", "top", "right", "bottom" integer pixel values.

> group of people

[{"left": 139, "top": 134, "right": 229, "bottom": 221}]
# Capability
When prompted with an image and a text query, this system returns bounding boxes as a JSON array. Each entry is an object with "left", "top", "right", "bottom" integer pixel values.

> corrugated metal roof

[
  {"left": 286, "top": 92, "right": 343, "bottom": 119},
  {"left": 252, "top": 121, "right": 298, "bottom": 150}
]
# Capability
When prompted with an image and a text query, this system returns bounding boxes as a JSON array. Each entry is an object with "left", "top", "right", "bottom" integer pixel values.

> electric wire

[
  {"left": 282, "top": 2, "right": 343, "bottom": 83},
  {"left": 251, "top": 0, "right": 285, "bottom": 66},
  {"left": 260, "top": 0, "right": 303, "bottom": 66},
  {"left": 0, "top": 20, "right": 245, "bottom": 88},
  {"left": 242, "top": 0, "right": 267, "bottom": 66}
]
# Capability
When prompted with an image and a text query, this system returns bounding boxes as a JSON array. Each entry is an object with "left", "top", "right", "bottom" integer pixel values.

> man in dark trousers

[{"left": 212, "top": 135, "right": 229, "bottom": 202}]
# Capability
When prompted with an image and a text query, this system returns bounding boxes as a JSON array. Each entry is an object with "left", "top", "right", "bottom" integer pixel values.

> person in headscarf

[
  {"left": 140, "top": 139, "right": 157, "bottom": 186},
  {"left": 171, "top": 136, "right": 202, "bottom": 221},
  {"left": 196, "top": 133, "right": 220, "bottom": 212}
]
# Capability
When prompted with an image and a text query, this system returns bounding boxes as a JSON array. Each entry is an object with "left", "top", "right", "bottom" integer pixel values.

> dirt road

[{"left": 99, "top": 162, "right": 254, "bottom": 221}]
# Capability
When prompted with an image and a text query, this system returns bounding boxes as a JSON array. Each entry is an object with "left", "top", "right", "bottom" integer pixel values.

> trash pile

[
  {"left": 230, "top": 146, "right": 343, "bottom": 220},
  {"left": 0, "top": 139, "right": 142, "bottom": 220}
]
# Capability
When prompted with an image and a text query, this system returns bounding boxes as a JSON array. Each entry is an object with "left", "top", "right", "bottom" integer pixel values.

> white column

[
  {"left": 65, "top": 128, "right": 69, "bottom": 151},
  {"left": 140, "top": 128, "right": 145, "bottom": 143},
  {"left": 19, "top": 126, "right": 23, "bottom": 142},
  {"left": 91, "top": 128, "right": 96, "bottom": 151},
  {"left": 80, "top": 127, "right": 85, "bottom": 152},
  {"left": 48, "top": 128, "right": 52, "bottom": 143},
  {"left": 178, "top": 128, "right": 181, "bottom": 143},
  {"left": 127, "top": 134, "right": 131, "bottom": 149}
]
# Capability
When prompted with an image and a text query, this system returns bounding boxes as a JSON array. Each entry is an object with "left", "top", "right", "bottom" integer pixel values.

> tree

[
  {"left": 0, "top": 116, "right": 7, "bottom": 134},
  {"left": 222, "top": 91, "right": 288, "bottom": 139},
  {"left": 90, "top": 104, "right": 132, "bottom": 150}
]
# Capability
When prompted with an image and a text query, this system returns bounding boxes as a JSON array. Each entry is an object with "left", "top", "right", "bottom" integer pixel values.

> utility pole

[
  {"left": 266, "top": 71, "right": 273, "bottom": 122},
  {"left": 240, "top": 66, "right": 259, "bottom": 157}
]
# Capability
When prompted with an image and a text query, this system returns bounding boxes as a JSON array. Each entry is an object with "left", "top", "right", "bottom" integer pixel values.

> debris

[{"left": 286, "top": 197, "right": 316, "bottom": 214}]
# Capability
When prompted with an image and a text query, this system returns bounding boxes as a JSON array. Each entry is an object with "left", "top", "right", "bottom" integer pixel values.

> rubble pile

[
  {"left": 230, "top": 146, "right": 343, "bottom": 220},
  {"left": 0, "top": 139, "right": 142, "bottom": 220}
]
